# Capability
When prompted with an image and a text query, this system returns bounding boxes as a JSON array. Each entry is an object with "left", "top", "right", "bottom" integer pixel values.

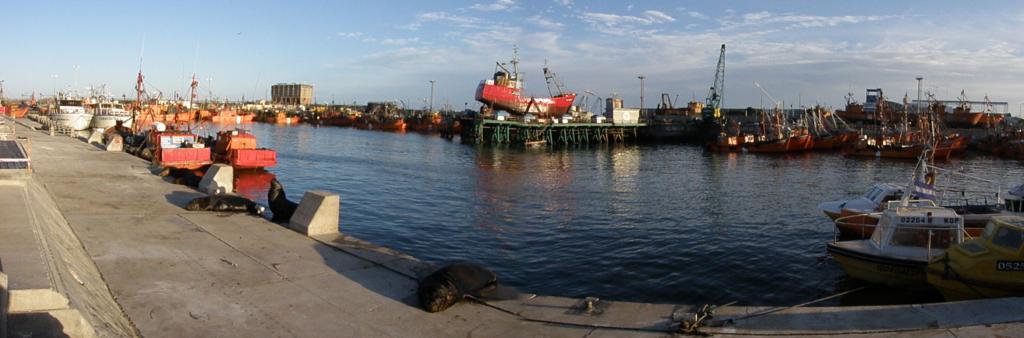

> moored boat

[
  {"left": 927, "top": 215, "right": 1024, "bottom": 301},
  {"left": 819, "top": 183, "right": 904, "bottom": 221},
  {"left": 50, "top": 97, "right": 94, "bottom": 131},
  {"left": 828, "top": 200, "right": 964, "bottom": 289},
  {"left": 144, "top": 123, "right": 212, "bottom": 170},
  {"left": 212, "top": 129, "right": 276, "bottom": 169},
  {"left": 91, "top": 101, "right": 133, "bottom": 129}
]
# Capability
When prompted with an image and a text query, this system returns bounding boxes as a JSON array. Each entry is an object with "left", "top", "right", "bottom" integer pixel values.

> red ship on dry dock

[
  {"left": 212, "top": 129, "right": 277, "bottom": 169},
  {"left": 475, "top": 50, "right": 575, "bottom": 117}
]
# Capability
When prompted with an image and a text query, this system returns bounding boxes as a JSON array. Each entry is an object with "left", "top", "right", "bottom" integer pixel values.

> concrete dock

[{"left": 2, "top": 118, "right": 1024, "bottom": 337}]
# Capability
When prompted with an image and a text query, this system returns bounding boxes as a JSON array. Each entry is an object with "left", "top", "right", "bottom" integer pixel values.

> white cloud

[
  {"left": 336, "top": 32, "right": 364, "bottom": 38},
  {"left": 581, "top": 10, "right": 676, "bottom": 27},
  {"left": 553, "top": 0, "right": 572, "bottom": 6},
  {"left": 687, "top": 11, "right": 708, "bottom": 20},
  {"left": 730, "top": 11, "right": 896, "bottom": 29},
  {"left": 417, "top": 11, "right": 482, "bottom": 27},
  {"left": 643, "top": 10, "right": 676, "bottom": 23},
  {"left": 380, "top": 38, "right": 420, "bottom": 46},
  {"left": 469, "top": 0, "right": 516, "bottom": 12},
  {"left": 526, "top": 15, "right": 565, "bottom": 30},
  {"left": 336, "top": 32, "right": 421, "bottom": 46}
]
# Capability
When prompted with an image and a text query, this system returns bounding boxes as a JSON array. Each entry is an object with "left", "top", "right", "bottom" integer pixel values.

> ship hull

[
  {"left": 475, "top": 83, "right": 575, "bottom": 117},
  {"left": 50, "top": 112, "right": 94, "bottom": 131},
  {"left": 92, "top": 114, "right": 134, "bottom": 129}
]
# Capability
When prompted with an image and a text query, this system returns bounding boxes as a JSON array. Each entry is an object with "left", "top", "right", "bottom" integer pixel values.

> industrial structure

[{"left": 271, "top": 83, "right": 314, "bottom": 106}]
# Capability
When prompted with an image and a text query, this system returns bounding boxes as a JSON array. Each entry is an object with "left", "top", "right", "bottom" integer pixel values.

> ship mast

[{"left": 132, "top": 40, "right": 145, "bottom": 134}]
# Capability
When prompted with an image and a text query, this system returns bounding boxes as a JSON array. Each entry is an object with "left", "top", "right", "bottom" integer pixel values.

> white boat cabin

[
  {"left": 865, "top": 201, "right": 964, "bottom": 260},
  {"left": 819, "top": 183, "right": 905, "bottom": 216}
]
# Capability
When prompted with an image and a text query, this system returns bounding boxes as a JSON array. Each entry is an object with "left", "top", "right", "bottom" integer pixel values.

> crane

[
  {"left": 701, "top": 44, "right": 725, "bottom": 120},
  {"left": 753, "top": 81, "right": 781, "bottom": 110}
]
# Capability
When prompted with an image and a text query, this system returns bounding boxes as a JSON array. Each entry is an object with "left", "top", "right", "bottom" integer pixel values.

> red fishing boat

[
  {"left": 836, "top": 89, "right": 886, "bottom": 124},
  {"left": 356, "top": 102, "right": 406, "bottom": 132},
  {"left": 208, "top": 106, "right": 254, "bottom": 124},
  {"left": 323, "top": 112, "right": 358, "bottom": 127},
  {"left": 145, "top": 125, "right": 212, "bottom": 170},
  {"left": 212, "top": 129, "right": 277, "bottom": 169},
  {"left": 407, "top": 113, "right": 442, "bottom": 132},
  {"left": 475, "top": 50, "right": 575, "bottom": 117}
]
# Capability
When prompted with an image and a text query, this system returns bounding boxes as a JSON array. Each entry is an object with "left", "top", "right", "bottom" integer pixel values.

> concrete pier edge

[
  {"left": 3, "top": 118, "right": 1024, "bottom": 337},
  {"left": 199, "top": 163, "right": 233, "bottom": 195},
  {"left": 289, "top": 190, "right": 341, "bottom": 237}
]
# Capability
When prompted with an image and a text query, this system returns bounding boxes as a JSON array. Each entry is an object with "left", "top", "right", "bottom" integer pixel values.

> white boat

[
  {"left": 818, "top": 183, "right": 904, "bottom": 220},
  {"left": 90, "top": 102, "right": 133, "bottom": 129},
  {"left": 49, "top": 98, "right": 93, "bottom": 131},
  {"left": 827, "top": 200, "right": 964, "bottom": 289}
]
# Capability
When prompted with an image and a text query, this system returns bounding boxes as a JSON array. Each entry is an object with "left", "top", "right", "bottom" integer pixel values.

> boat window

[
  {"left": 890, "top": 228, "right": 930, "bottom": 247},
  {"left": 991, "top": 226, "right": 1024, "bottom": 251},
  {"left": 865, "top": 188, "right": 881, "bottom": 200},
  {"left": 983, "top": 222, "right": 997, "bottom": 239},
  {"left": 880, "top": 193, "right": 902, "bottom": 204},
  {"left": 929, "top": 229, "right": 955, "bottom": 249}
]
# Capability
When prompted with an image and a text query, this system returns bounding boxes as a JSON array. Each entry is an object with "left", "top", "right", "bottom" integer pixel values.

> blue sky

[{"left": 4, "top": 0, "right": 1024, "bottom": 114}]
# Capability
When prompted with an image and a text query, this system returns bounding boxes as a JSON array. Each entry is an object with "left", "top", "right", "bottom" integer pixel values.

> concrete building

[{"left": 271, "top": 83, "right": 313, "bottom": 105}]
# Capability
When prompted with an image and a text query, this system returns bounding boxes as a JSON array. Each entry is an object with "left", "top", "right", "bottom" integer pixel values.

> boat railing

[
  {"left": 832, "top": 212, "right": 967, "bottom": 245},
  {"left": 886, "top": 199, "right": 938, "bottom": 210},
  {"left": 833, "top": 212, "right": 883, "bottom": 242}
]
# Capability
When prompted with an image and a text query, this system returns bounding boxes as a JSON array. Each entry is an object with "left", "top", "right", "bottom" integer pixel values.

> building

[{"left": 271, "top": 83, "right": 314, "bottom": 105}]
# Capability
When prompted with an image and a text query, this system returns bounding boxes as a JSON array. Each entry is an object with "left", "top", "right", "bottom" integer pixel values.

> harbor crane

[
  {"left": 753, "top": 81, "right": 781, "bottom": 110},
  {"left": 543, "top": 59, "right": 567, "bottom": 97},
  {"left": 701, "top": 44, "right": 725, "bottom": 120}
]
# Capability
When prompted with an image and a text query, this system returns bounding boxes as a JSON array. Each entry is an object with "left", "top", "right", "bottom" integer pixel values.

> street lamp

[
  {"left": 637, "top": 75, "right": 645, "bottom": 117},
  {"left": 429, "top": 80, "right": 436, "bottom": 113},
  {"left": 915, "top": 76, "right": 923, "bottom": 113},
  {"left": 73, "top": 65, "right": 80, "bottom": 94},
  {"left": 50, "top": 74, "right": 59, "bottom": 97}
]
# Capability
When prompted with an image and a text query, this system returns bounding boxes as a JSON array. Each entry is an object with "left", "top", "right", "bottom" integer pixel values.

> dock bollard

[
  {"left": 289, "top": 191, "right": 340, "bottom": 237},
  {"left": 198, "top": 164, "right": 233, "bottom": 195},
  {"left": 87, "top": 130, "right": 104, "bottom": 145},
  {"left": 104, "top": 135, "right": 123, "bottom": 152}
]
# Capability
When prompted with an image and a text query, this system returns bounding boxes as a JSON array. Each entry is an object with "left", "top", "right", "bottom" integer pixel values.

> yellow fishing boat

[
  {"left": 927, "top": 216, "right": 1024, "bottom": 301},
  {"left": 827, "top": 200, "right": 964, "bottom": 289}
]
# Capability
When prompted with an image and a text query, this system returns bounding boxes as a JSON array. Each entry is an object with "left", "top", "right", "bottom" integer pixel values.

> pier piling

[{"left": 467, "top": 119, "right": 644, "bottom": 146}]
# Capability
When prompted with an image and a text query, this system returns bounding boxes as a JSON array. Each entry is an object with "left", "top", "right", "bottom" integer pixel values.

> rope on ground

[
  {"left": 467, "top": 296, "right": 681, "bottom": 334},
  {"left": 720, "top": 286, "right": 867, "bottom": 324}
]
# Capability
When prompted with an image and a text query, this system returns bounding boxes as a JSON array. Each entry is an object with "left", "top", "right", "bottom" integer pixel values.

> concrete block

[
  {"left": 1, "top": 271, "right": 7, "bottom": 338},
  {"left": 7, "top": 289, "right": 69, "bottom": 313},
  {"left": 104, "top": 135, "right": 123, "bottom": 152},
  {"left": 289, "top": 191, "right": 340, "bottom": 237},
  {"left": 86, "top": 130, "right": 103, "bottom": 145},
  {"left": 198, "top": 164, "right": 233, "bottom": 195}
]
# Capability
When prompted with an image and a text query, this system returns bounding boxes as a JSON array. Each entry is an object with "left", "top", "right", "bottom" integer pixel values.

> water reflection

[
  {"left": 234, "top": 170, "right": 275, "bottom": 204},
  {"left": 228, "top": 122, "right": 1024, "bottom": 306}
]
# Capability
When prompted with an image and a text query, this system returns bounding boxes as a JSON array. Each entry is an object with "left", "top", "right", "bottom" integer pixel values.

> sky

[{"left": 4, "top": 0, "right": 1024, "bottom": 115}]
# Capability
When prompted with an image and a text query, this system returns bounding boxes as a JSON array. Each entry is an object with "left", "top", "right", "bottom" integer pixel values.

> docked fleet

[{"left": 821, "top": 153, "right": 1024, "bottom": 301}]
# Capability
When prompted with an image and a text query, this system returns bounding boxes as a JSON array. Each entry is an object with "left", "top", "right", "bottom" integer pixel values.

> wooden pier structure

[{"left": 463, "top": 119, "right": 645, "bottom": 145}]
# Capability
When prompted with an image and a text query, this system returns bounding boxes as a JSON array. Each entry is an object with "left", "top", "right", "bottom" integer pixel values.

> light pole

[
  {"left": 50, "top": 74, "right": 59, "bottom": 97},
  {"left": 73, "top": 65, "right": 80, "bottom": 94},
  {"left": 637, "top": 75, "right": 645, "bottom": 117},
  {"left": 429, "top": 80, "right": 435, "bottom": 113},
  {"left": 915, "top": 76, "right": 923, "bottom": 113}
]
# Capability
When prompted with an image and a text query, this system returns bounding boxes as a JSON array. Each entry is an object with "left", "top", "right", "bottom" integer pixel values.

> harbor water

[{"left": 215, "top": 123, "right": 1024, "bottom": 306}]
